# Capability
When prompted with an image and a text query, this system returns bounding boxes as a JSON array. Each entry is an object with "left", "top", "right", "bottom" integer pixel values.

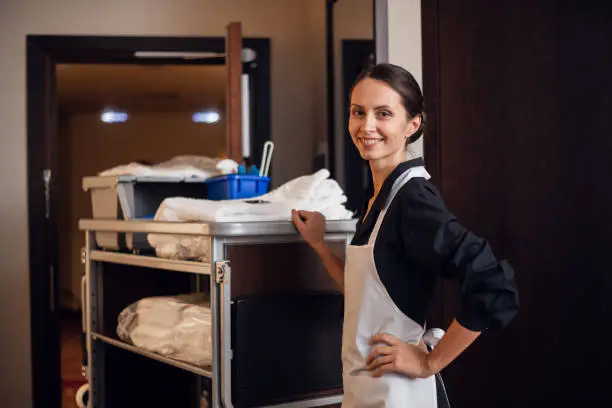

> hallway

[{"left": 60, "top": 312, "right": 85, "bottom": 408}]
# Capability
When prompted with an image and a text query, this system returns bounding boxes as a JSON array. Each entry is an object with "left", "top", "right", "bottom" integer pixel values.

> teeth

[{"left": 360, "top": 138, "right": 381, "bottom": 146}]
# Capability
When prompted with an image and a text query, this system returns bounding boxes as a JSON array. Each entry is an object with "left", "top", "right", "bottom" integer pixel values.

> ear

[{"left": 405, "top": 114, "right": 422, "bottom": 138}]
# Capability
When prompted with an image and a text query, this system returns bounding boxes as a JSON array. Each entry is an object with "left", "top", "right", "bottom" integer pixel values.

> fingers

[
  {"left": 291, "top": 209, "right": 306, "bottom": 232},
  {"left": 297, "top": 210, "right": 315, "bottom": 220},
  {"left": 366, "top": 353, "right": 394, "bottom": 372},
  {"left": 292, "top": 209, "right": 313, "bottom": 224},
  {"left": 370, "top": 333, "right": 401, "bottom": 347},
  {"left": 371, "top": 363, "right": 395, "bottom": 378},
  {"left": 366, "top": 345, "right": 393, "bottom": 365},
  {"left": 366, "top": 333, "right": 401, "bottom": 378}
]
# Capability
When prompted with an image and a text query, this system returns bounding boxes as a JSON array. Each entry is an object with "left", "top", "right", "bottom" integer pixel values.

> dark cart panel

[{"left": 231, "top": 292, "right": 344, "bottom": 407}]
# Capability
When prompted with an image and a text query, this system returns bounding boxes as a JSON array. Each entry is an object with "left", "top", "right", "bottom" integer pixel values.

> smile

[{"left": 358, "top": 137, "right": 383, "bottom": 146}]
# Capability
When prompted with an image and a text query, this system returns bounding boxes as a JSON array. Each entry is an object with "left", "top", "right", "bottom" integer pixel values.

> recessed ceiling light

[
  {"left": 101, "top": 110, "right": 128, "bottom": 124},
  {"left": 193, "top": 111, "right": 220, "bottom": 124}
]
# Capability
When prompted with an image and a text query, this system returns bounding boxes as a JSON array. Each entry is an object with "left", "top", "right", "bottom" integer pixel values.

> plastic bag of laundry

[{"left": 116, "top": 292, "right": 213, "bottom": 367}]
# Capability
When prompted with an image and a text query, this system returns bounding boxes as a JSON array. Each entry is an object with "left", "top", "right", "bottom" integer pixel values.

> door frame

[
  {"left": 340, "top": 39, "right": 375, "bottom": 213},
  {"left": 26, "top": 34, "right": 271, "bottom": 408}
]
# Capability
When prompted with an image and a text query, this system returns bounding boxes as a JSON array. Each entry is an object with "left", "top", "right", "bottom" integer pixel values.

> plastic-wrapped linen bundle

[
  {"left": 116, "top": 292, "right": 213, "bottom": 367},
  {"left": 98, "top": 155, "right": 238, "bottom": 178}
]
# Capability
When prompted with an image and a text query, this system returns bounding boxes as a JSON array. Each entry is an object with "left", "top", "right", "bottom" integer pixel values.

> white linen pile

[
  {"left": 147, "top": 169, "right": 354, "bottom": 260},
  {"left": 116, "top": 293, "right": 213, "bottom": 367},
  {"left": 98, "top": 155, "right": 238, "bottom": 179}
]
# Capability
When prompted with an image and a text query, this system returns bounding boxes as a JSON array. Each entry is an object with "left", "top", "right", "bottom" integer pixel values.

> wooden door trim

[
  {"left": 422, "top": 0, "right": 442, "bottom": 189},
  {"left": 27, "top": 36, "right": 62, "bottom": 408},
  {"left": 226, "top": 22, "right": 243, "bottom": 162}
]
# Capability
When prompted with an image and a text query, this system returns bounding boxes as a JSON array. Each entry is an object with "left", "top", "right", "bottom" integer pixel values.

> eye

[
  {"left": 377, "top": 110, "right": 393, "bottom": 118},
  {"left": 350, "top": 109, "right": 365, "bottom": 117}
]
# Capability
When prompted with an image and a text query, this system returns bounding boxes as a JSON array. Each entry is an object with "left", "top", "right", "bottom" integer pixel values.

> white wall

[
  {"left": 0, "top": 1, "right": 327, "bottom": 405},
  {"left": 378, "top": 0, "right": 424, "bottom": 157}
]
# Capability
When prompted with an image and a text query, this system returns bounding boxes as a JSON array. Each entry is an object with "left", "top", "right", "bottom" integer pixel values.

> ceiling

[{"left": 56, "top": 64, "right": 227, "bottom": 114}]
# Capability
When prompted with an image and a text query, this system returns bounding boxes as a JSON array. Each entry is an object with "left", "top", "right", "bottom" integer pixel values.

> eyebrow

[{"left": 350, "top": 104, "right": 393, "bottom": 110}]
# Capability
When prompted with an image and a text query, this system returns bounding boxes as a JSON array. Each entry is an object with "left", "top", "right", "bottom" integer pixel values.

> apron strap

[{"left": 367, "top": 165, "right": 430, "bottom": 246}]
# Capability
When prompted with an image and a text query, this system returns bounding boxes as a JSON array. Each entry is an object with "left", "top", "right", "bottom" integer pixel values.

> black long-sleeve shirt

[{"left": 351, "top": 158, "right": 519, "bottom": 332}]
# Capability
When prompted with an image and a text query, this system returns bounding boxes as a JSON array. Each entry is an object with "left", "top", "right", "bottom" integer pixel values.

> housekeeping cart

[{"left": 78, "top": 218, "right": 355, "bottom": 408}]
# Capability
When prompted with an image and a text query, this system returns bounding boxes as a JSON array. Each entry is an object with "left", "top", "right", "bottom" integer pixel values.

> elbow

[
  {"left": 458, "top": 260, "right": 520, "bottom": 332},
  {"left": 457, "top": 293, "right": 520, "bottom": 332}
]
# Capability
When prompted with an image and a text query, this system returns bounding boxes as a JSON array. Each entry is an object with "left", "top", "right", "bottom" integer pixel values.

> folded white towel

[
  {"left": 147, "top": 169, "right": 354, "bottom": 259},
  {"left": 264, "top": 169, "right": 330, "bottom": 201},
  {"left": 151, "top": 169, "right": 352, "bottom": 223},
  {"left": 152, "top": 196, "right": 352, "bottom": 223}
]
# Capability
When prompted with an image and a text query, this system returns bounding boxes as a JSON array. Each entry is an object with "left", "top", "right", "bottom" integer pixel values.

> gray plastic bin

[{"left": 83, "top": 175, "right": 209, "bottom": 251}]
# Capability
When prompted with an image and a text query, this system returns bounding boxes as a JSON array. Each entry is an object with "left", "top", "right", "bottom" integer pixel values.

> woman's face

[{"left": 349, "top": 78, "right": 419, "bottom": 166}]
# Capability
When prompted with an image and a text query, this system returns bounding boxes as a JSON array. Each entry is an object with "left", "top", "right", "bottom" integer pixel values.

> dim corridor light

[
  {"left": 101, "top": 110, "right": 128, "bottom": 123},
  {"left": 193, "top": 111, "right": 220, "bottom": 124}
]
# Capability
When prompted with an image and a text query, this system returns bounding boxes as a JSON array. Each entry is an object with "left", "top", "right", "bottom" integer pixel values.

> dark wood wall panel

[{"left": 423, "top": 1, "right": 612, "bottom": 406}]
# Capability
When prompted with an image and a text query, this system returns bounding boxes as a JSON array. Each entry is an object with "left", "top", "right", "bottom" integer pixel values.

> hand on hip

[{"left": 366, "top": 333, "right": 433, "bottom": 379}]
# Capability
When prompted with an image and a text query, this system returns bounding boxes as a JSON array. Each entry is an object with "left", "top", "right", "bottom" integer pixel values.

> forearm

[
  {"left": 312, "top": 243, "right": 345, "bottom": 292},
  {"left": 425, "top": 319, "right": 481, "bottom": 374}
]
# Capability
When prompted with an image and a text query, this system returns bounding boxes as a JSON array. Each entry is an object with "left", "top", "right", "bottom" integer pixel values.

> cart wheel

[{"left": 75, "top": 383, "right": 89, "bottom": 408}]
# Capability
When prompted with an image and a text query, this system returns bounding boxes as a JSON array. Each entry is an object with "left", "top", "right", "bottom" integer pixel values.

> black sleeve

[{"left": 398, "top": 180, "right": 520, "bottom": 332}]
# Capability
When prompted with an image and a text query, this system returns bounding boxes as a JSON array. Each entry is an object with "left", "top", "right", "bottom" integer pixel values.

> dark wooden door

[{"left": 422, "top": 1, "right": 612, "bottom": 407}]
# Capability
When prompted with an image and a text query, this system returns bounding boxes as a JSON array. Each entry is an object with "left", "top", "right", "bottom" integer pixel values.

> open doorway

[
  {"left": 55, "top": 62, "right": 232, "bottom": 406},
  {"left": 27, "top": 34, "right": 270, "bottom": 408}
]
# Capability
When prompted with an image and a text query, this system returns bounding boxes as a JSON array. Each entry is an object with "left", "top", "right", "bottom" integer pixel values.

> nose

[{"left": 362, "top": 112, "right": 376, "bottom": 133}]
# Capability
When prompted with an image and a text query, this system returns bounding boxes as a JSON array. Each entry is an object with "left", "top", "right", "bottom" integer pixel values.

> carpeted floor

[{"left": 61, "top": 311, "right": 87, "bottom": 408}]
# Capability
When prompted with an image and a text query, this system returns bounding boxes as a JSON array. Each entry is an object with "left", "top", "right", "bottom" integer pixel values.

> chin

[
  {"left": 360, "top": 152, "right": 376, "bottom": 161},
  {"left": 359, "top": 149, "right": 385, "bottom": 161}
]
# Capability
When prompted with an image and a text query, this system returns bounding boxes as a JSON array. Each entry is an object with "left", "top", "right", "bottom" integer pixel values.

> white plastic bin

[{"left": 83, "top": 175, "right": 209, "bottom": 251}]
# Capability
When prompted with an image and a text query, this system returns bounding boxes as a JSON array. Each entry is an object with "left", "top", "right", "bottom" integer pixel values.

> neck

[
  {"left": 369, "top": 159, "right": 401, "bottom": 197},
  {"left": 369, "top": 149, "right": 421, "bottom": 196}
]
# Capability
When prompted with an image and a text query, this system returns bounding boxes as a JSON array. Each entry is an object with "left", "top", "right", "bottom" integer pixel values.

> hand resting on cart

[{"left": 291, "top": 209, "right": 345, "bottom": 291}]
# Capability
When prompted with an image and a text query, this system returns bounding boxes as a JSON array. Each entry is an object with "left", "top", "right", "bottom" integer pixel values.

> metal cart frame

[{"left": 79, "top": 219, "right": 356, "bottom": 408}]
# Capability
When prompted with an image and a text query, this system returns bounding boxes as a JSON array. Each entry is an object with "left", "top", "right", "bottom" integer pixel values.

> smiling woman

[{"left": 293, "top": 62, "right": 520, "bottom": 408}]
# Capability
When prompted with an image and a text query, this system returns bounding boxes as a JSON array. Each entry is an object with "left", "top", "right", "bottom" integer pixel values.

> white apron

[{"left": 341, "top": 165, "right": 437, "bottom": 408}]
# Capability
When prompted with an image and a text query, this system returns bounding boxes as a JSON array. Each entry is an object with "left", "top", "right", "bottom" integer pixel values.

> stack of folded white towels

[
  {"left": 148, "top": 169, "right": 354, "bottom": 260},
  {"left": 152, "top": 168, "right": 353, "bottom": 223}
]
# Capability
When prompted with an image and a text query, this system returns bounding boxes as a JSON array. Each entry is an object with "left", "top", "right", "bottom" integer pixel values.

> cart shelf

[
  {"left": 89, "top": 250, "right": 211, "bottom": 275},
  {"left": 92, "top": 333, "right": 213, "bottom": 378}
]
